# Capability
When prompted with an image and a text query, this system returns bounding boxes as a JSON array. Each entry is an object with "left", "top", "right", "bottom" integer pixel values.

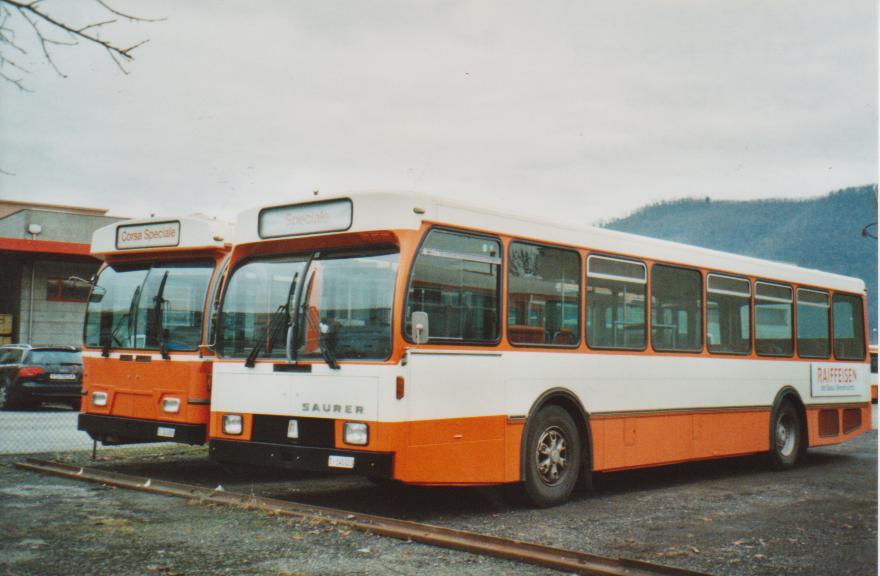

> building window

[
  {"left": 796, "top": 288, "right": 830, "bottom": 359},
  {"left": 651, "top": 265, "right": 703, "bottom": 352},
  {"left": 405, "top": 229, "right": 501, "bottom": 343},
  {"left": 586, "top": 255, "right": 646, "bottom": 350},
  {"left": 706, "top": 274, "right": 751, "bottom": 355},
  {"left": 755, "top": 282, "right": 793, "bottom": 357},
  {"left": 832, "top": 293, "right": 866, "bottom": 361},
  {"left": 507, "top": 241, "right": 580, "bottom": 346},
  {"left": 46, "top": 277, "right": 90, "bottom": 303}
]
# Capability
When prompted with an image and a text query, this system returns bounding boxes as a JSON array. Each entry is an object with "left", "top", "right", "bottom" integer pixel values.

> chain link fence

[{"left": 0, "top": 402, "right": 206, "bottom": 464}]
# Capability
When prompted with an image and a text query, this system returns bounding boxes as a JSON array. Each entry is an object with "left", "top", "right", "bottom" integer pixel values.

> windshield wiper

[
  {"left": 244, "top": 272, "right": 299, "bottom": 368},
  {"left": 295, "top": 266, "right": 340, "bottom": 370},
  {"left": 102, "top": 284, "right": 141, "bottom": 357},
  {"left": 152, "top": 271, "right": 170, "bottom": 360},
  {"left": 303, "top": 308, "right": 340, "bottom": 370}
]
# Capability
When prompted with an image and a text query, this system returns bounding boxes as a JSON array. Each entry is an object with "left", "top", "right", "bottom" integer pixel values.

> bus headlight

[
  {"left": 92, "top": 391, "right": 108, "bottom": 407},
  {"left": 222, "top": 414, "right": 243, "bottom": 435},
  {"left": 162, "top": 397, "right": 181, "bottom": 414},
  {"left": 343, "top": 422, "right": 368, "bottom": 445}
]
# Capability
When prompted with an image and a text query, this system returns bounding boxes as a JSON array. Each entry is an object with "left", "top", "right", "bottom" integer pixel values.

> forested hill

[{"left": 603, "top": 185, "right": 878, "bottom": 342}]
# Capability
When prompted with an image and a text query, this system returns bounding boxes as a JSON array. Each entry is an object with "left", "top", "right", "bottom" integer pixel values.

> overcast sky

[{"left": 0, "top": 0, "right": 876, "bottom": 225}]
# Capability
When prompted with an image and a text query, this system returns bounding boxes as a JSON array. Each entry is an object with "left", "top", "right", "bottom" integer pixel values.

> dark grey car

[{"left": 0, "top": 345, "right": 83, "bottom": 410}]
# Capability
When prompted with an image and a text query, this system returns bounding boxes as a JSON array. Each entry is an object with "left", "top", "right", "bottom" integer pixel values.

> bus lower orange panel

[
  {"left": 806, "top": 404, "right": 871, "bottom": 447},
  {"left": 591, "top": 409, "right": 770, "bottom": 472},
  {"left": 83, "top": 356, "right": 211, "bottom": 425}
]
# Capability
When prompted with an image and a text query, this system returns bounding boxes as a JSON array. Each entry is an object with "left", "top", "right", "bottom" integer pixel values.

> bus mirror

[{"left": 412, "top": 311, "right": 429, "bottom": 344}]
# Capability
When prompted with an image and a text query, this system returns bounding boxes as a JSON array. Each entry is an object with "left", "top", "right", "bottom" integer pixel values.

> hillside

[{"left": 604, "top": 185, "right": 878, "bottom": 342}]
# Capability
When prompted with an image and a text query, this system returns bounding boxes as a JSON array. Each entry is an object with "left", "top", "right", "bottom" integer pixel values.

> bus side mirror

[{"left": 412, "top": 311, "right": 429, "bottom": 344}]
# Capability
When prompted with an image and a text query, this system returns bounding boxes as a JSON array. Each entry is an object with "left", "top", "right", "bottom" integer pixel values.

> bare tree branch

[
  {"left": 94, "top": 0, "right": 164, "bottom": 23},
  {"left": 0, "top": 0, "right": 163, "bottom": 89},
  {"left": 0, "top": 67, "right": 28, "bottom": 90}
]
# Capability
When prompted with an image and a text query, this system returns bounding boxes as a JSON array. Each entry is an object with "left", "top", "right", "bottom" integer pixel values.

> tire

[
  {"left": 0, "top": 381, "right": 20, "bottom": 410},
  {"left": 769, "top": 400, "right": 804, "bottom": 469},
  {"left": 522, "top": 405, "right": 581, "bottom": 507}
]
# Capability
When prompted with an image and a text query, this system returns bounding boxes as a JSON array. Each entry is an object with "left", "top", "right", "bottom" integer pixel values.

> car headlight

[
  {"left": 92, "top": 391, "right": 108, "bottom": 407},
  {"left": 343, "top": 422, "right": 368, "bottom": 445},
  {"left": 162, "top": 397, "right": 181, "bottom": 414},
  {"left": 222, "top": 414, "right": 243, "bottom": 435}
]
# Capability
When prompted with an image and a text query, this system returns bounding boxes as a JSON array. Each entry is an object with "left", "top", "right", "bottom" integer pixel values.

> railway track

[{"left": 17, "top": 458, "right": 708, "bottom": 576}]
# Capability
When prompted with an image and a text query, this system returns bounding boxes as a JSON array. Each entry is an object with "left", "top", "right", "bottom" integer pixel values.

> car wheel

[
  {"left": 522, "top": 405, "right": 581, "bottom": 507},
  {"left": 769, "top": 400, "right": 803, "bottom": 469},
  {"left": 0, "top": 381, "right": 19, "bottom": 410}
]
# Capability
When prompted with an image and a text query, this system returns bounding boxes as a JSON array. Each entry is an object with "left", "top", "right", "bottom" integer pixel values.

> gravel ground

[{"left": 1, "top": 428, "right": 876, "bottom": 576}]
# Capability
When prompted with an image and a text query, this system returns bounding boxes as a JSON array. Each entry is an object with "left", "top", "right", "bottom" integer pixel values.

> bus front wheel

[{"left": 522, "top": 405, "right": 580, "bottom": 507}]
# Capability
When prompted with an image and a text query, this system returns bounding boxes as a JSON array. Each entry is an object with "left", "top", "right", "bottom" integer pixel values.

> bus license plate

[
  {"left": 328, "top": 455, "right": 355, "bottom": 469},
  {"left": 156, "top": 426, "right": 176, "bottom": 438},
  {"left": 49, "top": 373, "right": 76, "bottom": 380}
]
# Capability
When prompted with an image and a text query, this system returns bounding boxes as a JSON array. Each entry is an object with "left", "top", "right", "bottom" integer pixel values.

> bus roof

[
  {"left": 235, "top": 191, "right": 866, "bottom": 294},
  {"left": 91, "top": 215, "right": 233, "bottom": 259}
]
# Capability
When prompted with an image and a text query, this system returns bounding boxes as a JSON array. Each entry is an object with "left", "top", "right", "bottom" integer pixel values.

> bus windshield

[
  {"left": 296, "top": 250, "right": 399, "bottom": 361},
  {"left": 217, "top": 248, "right": 399, "bottom": 362},
  {"left": 84, "top": 260, "right": 215, "bottom": 351}
]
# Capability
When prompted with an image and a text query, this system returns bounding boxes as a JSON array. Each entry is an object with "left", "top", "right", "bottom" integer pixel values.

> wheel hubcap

[
  {"left": 776, "top": 414, "right": 796, "bottom": 457},
  {"left": 536, "top": 426, "right": 568, "bottom": 486}
]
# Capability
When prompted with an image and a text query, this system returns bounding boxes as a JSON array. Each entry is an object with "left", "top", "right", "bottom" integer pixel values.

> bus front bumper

[
  {"left": 78, "top": 413, "right": 206, "bottom": 445},
  {"left": 209, "top": 439, "right": 394, "bottom": 478}
]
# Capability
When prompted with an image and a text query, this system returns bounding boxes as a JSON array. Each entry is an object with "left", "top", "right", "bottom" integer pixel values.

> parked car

[{"left": 0, "top": 344, "right": 83, "bottom": 410}]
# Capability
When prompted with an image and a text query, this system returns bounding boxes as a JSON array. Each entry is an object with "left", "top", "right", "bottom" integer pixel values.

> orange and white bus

[
  {"left": 207, "top": 193, "right": 871, "bottom": 506},
  {"left": 79, "top": 216, "right": 232, "bottom": 445}
]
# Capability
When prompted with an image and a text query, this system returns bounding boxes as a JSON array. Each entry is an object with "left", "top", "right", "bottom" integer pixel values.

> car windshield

[
  {"left": 84, "top": 260, "right": 215, "bottom": 351},
  {"left": 217, "top": 248, "right": 399, "bottom": 361},
  {"left": 0, "top": 349, "right": 23, "bottom": 364},
  {"left": 28, "top": 350, "right": 81, "bottom": 365}
]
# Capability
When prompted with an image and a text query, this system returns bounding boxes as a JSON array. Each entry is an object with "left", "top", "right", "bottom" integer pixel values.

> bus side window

[
  {"left": 586, "top": 255, "right": 646, "bottom": 350},
  {"left": 405, "top": 229, "right": 502, "bottom": 343},
  {"left": 651, "top": 265, "right": 703, "bottom": 353},
  {"left": 796, "top": 288, "right": 830, "bottom": 358},
  {"left": 755, "top": 282, "right": 793, "bottom": 357},
  {"left": 832, "top": 293, "right": 866, "bottom": 360},
  {"left": 507, "top": 241, "right": 580, "bottom": 346},
  {"left": 706, "top": 274, "right": 751, "bottom": 355}
]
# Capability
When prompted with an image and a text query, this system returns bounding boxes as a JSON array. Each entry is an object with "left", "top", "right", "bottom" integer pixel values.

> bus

[
  {"left": 78, "top": 216, "right": 232, "bottom": 446},
  {"left": 207, "top": 193, "right": 870, "bottom": 506}
]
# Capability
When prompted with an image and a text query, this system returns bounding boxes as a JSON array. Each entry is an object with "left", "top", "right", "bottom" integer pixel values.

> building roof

[{"left": 0, "top": 200, "right": 109, "bottom": 220}]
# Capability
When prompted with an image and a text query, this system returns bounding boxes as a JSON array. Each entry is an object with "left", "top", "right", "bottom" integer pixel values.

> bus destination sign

[
  {"left": 116, "top": 221, "right": 181, "bottom": 250},
  {"left": 259, "top": 199, "right": 353, "bottom": 238},
  {"left": 810, "top": 363, "right": 862, "bottom": 397}
]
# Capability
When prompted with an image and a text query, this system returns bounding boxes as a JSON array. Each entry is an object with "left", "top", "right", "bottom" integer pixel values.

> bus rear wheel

[
  {"left": 769, "top": 400, "right": 803, "bottom": 469},
  {"left": 523, "top": 405, "right": 580, "bottom": 507}
]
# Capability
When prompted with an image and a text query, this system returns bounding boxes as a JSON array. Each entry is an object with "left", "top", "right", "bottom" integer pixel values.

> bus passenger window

[
  {"left": 406, "top": 229, "right": 501, "bottom": 343},
  {"left": 508, "top": 242, "right": 580, "bottom": 346},
  {"left": 651, "top": 265, "right": 703, "bottom": 352},
  {"left": 755, "top": 282, "right": 793, "bottom": 357},
  {"left": 832, "top": 293, "right": 866, "bottom": 360},
  {"left": 707, "top": 274, "right": 750, "bottom": 354},
  {"left": 586, "top": 255, "right": 646, "bottom": 350},
  {"left": 796, "top": 289, "right": 830, "bottom": 358}
]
